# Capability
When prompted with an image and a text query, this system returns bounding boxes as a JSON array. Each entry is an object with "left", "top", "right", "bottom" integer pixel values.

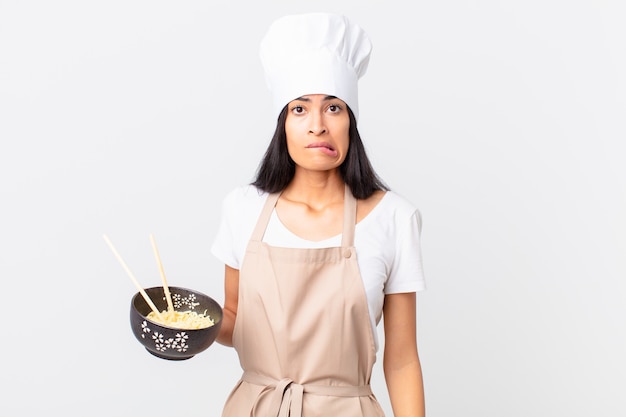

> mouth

[{"left": 306, "top": 142, "right": 338, "bottom": 157}]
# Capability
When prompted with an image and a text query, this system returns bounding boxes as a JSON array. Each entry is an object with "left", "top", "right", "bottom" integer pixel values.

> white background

[{"left": 1, "top": 1, "right": 625, "bottom": 416}]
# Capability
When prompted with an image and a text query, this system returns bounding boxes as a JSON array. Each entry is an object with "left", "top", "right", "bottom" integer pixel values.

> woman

[{"left": 211, "top": 13, "right": 426, "bottom": 417}]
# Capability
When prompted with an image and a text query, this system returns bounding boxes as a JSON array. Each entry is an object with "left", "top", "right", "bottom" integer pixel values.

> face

[{"left": 284, "top": 94, "right": 350, "bottom": 173}]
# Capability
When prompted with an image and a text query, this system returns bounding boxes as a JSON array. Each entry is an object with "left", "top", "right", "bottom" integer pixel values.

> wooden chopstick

[
  {"left": 103, "top": 234, "right": 164, "bottom": 321},
  {"left": 150, "top": 234, "right": 174, "bottom": 313}
]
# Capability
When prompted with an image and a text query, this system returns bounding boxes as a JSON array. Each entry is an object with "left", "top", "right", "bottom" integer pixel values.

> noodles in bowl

[{"left": 146, "top": 309, "right": 215, "bottom": 330}]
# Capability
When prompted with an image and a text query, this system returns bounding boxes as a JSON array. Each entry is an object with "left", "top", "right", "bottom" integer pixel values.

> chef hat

[{"left": 260, "top": 12, "right": 372, "bottom": 121}]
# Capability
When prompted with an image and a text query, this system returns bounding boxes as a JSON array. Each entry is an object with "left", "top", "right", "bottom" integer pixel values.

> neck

[{"left": 282, "top": 169, "right": 345, "bottom": 207}]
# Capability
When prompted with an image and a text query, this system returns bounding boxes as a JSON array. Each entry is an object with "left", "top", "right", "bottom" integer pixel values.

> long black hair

[{"left": 251, "top": 105, "right": 388, "bottom": 199}]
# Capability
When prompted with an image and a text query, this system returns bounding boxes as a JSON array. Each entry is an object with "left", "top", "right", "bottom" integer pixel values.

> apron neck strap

[
  {"left": 341, "top": 185, "right": 357, "bottom": 247},
  {"left": 250, "top": 191, "right": 281, "bottom": 242},
  {"left": 250, "top": 185, "right": 357, "bottom": 248}
]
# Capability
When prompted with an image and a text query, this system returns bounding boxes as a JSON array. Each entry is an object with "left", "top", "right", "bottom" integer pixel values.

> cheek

[
  {"left": 284, "top": 126, "right": 301, "bottom": 158},
  {"left": 284, "top": 122, "right": 297, "bottom": 147},
  {"left": 338, "top": 122, "right": 350, "bottom": 150},
  {"left": 284, "top": 117, "right": 304, "bottom": 140}
]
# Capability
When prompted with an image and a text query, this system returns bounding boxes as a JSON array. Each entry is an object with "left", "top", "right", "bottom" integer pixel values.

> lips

[{"left": 306, "top": 142, "right": 338, "bottom": 157}]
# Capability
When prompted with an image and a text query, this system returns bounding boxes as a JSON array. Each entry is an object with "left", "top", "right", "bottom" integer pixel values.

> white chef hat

[{"left": 259, "top": 12, "right": 372, "bottom": 121}]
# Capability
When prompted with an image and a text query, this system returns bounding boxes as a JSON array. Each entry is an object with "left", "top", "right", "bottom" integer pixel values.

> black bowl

[{"left": 130, "top": 286, "right": 223, "bottom": 360}]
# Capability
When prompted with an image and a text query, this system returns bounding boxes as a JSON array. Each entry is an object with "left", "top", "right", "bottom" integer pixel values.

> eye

[
  {"left": 327, "top": 103, "right": 342, "bottom": 113},
  {"left": 291, "top": 105, "right": 305, "bottom": 115}
]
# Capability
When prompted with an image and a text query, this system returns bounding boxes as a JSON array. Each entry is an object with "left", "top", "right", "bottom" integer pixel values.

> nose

[{"left": 308, "top": 111, "right": 327, "bottom": 135}]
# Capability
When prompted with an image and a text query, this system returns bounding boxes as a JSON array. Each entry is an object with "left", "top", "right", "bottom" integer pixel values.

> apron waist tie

[{"left": 243, "top": 371, "right": 372, "bottom": 417}]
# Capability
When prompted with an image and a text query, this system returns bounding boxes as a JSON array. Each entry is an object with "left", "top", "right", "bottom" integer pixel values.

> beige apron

[{"left": 222, "top": 186, "right": 384, "bottom": 417}]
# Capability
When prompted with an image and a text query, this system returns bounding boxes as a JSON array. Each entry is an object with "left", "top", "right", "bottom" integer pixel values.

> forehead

[{"left": 291, "top": 94, "right": 344, "bottom": 103}]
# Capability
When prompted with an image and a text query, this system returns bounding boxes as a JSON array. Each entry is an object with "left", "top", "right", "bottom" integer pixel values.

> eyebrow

[{"left": 293, "top": 95, "right": 338, "bottom": 102}]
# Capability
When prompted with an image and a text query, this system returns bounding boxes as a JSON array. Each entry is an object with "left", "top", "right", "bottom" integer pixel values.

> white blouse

[{"left": 211, "top": 185, "right": 426, "bottom": 350}]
